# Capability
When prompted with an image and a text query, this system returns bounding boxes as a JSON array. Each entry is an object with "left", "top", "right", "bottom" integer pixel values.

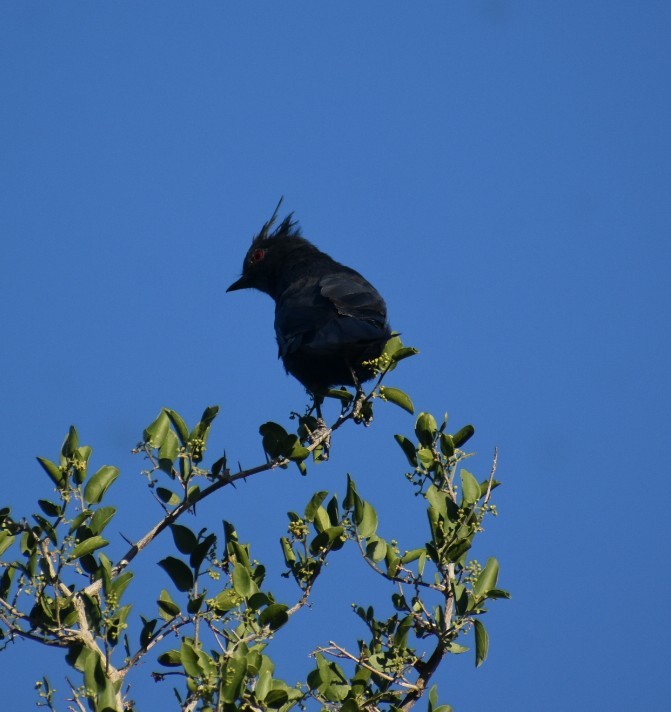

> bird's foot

[
  {"left": 352, "top": 389, "right": 373, "bottom": 426},
  {"left": 307, "top": 417, "right": 330, "bottom": 461}
]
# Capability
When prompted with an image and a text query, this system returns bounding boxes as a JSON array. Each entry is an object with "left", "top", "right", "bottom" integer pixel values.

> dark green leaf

[
  {"left": 440, "top": 433, "right": 455, "bottom": 457},
  {"left": 310, "top": 525, "right": 345, "bottom": 555},
  {"left": 139, "top": 617, "right": 157, "bottom": 649},
  {"left": 36, "top": 457, "right": 65, "bottom": 488},
  {"left": 264, "top": 689, "right": 290, "bottom": 708},
  {"left": 258, "top": 603, "right": 289, "bottom": 630},
  {"left": 453, "top": 424, "right": 475, "bottom": 448},
  {"left": 158, "top": 556, "right": 194, "bottom": 592},
  {"left": 37, "top": 499, "right": 62, "bottom": 518},
  {"left": 259, "top": 421, "right": 290, "bottom": 458},
  {"left": 394, "top": 434, "right": 418, "bottom": 467},
  {"left": 157, "top": 649, "right": 182, "bottom": 667},
  {"left": 61, "top": 426, "right": 79, "bottom": 458},
  {"left": 190, "top": 532, "right": 216, "bottom": 572},
  {"left": 170, "top": 524, "right": 198, "bottom": 554},
  {"left": 190, "top": 405, "right": 220, "bottom": 439}
]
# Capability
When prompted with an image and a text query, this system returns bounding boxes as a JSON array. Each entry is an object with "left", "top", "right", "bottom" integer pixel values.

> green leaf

[
  {"left": 180, "top": 639, "right": 203, "bottom": 678},
  {"left": 232, "top": 563, "right": 256, "bottom": 598},
  {"left": 460, "top": 469, "right": 481, "bottom": 505},
  {"left": 393, "top": 615, "right": 413, "bottom": 648},
  {"left": 165, "top": 408, "right": 190, "bottom": 445},
  {"left": 157, "top": 589, "right": 181, "bottom": 620},
  {"left": 71, "top": 536, "right": 108, "bottom": 560},
  {"left": 401, "top": 548, "right": 424, "bottom": 564},
  {"left": 158, "top": 556, "right": 194, "bottom": 592},
  {"left": 325, "top": 388, "right": 353, "bottom": 403},
  {"left": 221, "top": 657, "right": 247, "bottom": 703},
  {"left": 415, "top": 412, "right": 438, "bottom": 446},
  {"left": 310, "top": 525, "right": 345, "bottom": 554},
  {"left": 305, "top": 491, "right": 329, "bottom": 523},
  {"left": 258, "top": 603, "right": 289, "bottom": 630},
  {"left": 110, "top": 571, "right": 133, "bottom": 603},
  {"left": 394, "top": 434, "right": 418, "bottom": 467},
  {"left": 474, "top": 618, "right": 489, "bottom": 667},
  {"left": 190, "top": 405, "right": 220, "bottom": 440},
  {"left": 157, "top": 487, "right": 181, "bottom": 506},
  {"left": 357, "top": 501, "right": 378, "bottom": 539},
  {"left": 365, "top": 536, "right": 388, "bottom": 562},
  {"left": 379, "top": 386, "right": 415, "bottom": 414},
  {"left": 83, "top": 465, "right": 120, "bottom": 505},
  {"left": 343, "top": 474, "right": 357, "bottom": 510},
  {"left": 36, "top": 457, "right": 66, "bottom": 488},
  {"left": 144, "top": 410, "right": 171, "bottom": 448},
  {"left": 390, "top": 346, "right": 420, "bottom": 364},
  {"left": 159, "top": 428, "right": 179, "bottom": 469},
  {"left": 474, "top": 557, "right": 499, "bottom": 597},
  {"left": 211, "top": 588, "right": 243, "bottom": 613},
  {"left": 89, "top": 506, "right": 116, "bottom": 535},
  {"left": 428, "top": 684, "right": 453, "bottom": 712},
  {"left": 0, "top": 531, "right": 16, "bottom": 557},
  {"left": 453, "top": 424, "right": 475, "bottom": 448},
  {"left": 417, "top": 447, "right": 435, "bottom": 469}
]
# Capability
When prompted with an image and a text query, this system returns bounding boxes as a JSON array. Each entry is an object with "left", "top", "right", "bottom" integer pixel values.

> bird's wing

[
  {"left": 318, "top": 269, "right": 388, "bottom": 325},
  {"left": 275, "top": 270, "right": 388, "bottom": 358}
]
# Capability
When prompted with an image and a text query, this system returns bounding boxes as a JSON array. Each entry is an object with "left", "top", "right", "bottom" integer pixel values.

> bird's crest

[{"left": 252, "top": 197, "right": 301, "bottom": 244}]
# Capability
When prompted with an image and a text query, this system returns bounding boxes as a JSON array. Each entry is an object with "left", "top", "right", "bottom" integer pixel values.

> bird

[{"left": 226, "top": 201, "right": 392, "bottom": 401}]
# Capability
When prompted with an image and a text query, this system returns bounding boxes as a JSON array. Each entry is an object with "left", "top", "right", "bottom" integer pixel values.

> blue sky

[{"left": 1, "top": 2, "right": 670, "bottom": 710}]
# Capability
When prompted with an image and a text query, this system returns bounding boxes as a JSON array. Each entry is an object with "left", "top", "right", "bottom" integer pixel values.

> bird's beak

[{"left": 226, "top": 275, "right": 250, "bottom": 292}]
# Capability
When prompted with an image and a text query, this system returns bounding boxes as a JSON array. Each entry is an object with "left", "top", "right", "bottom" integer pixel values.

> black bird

[{"left": 227, "top": 203, "right": 392, "bottom": 398}]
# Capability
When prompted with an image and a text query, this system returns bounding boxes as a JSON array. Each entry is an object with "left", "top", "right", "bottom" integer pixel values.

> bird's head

[{"left": 226, "top": 199, "right": 318, "bottom": 298}]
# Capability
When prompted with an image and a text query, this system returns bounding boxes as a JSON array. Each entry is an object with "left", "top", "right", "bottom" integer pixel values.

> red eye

[{"left": 250, "top": 248, "right": 266, "bottom": 264}]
